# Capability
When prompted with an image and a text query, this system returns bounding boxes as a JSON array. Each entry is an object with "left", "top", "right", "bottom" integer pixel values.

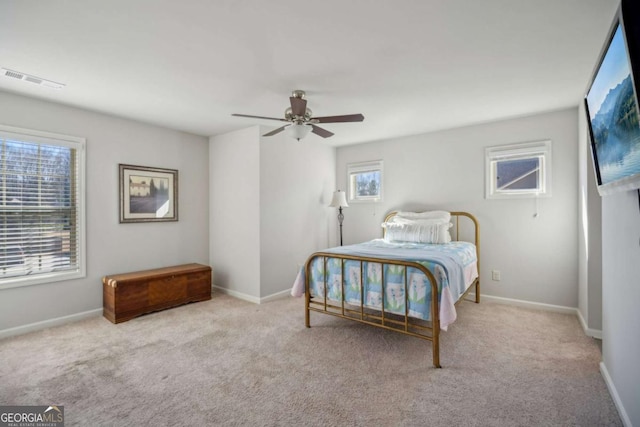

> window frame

[
  {"left": 0, "top": 124, "right": 86, "bottom": 290},
  {"left": 347, "top": 160, "right": 383, "bottom": 203},
  {"left": 485, "top": 140, "right": 552, "bottom": 200}
]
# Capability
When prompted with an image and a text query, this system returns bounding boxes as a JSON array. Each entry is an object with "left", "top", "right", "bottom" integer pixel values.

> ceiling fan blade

[
  {"left": 312, "top": 113, "right": 365, "bottom": 123},
  {"left": 289, "top": 97, "right": 307, "bottom": 117},
  {"left": 232, "top": 113, "right": 287, "bottom": 122},
  {"left": 311, "top": 124, "right": 334, "bottom": 138},
  {"left": 263, "top": 126, "right": 288, "bottom": 137}
]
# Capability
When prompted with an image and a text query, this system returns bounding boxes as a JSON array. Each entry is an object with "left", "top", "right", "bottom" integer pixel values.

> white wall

[
  {"left": 578, "top": 102, "right": 603, "bottom": 336},
  {"left": 259, "top": 128, "right": 336, "bottom": 297},
  {"left": 337, "top": 108, "right": 579, "bottom": 307},
  {"left": 601, "top": 190, "right": 640, "bottom": 426},
  {"left": 0, "top": 90, "right": 209, "bottom": 332},
  {"left": 210, "top": 126, "right": 336, "bottom": 300},
  {"left": 209, "top": 127, "right": 261, "bottom": 298},
  {"left": 586, "top": 158, "right": 603, "bottom": 330}
]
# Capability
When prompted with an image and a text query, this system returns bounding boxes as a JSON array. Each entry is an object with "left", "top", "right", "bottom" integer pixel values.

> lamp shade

[
  {"left": 329, "top": 190, "right": 349, "bottom": 208},
  {"left": 286, "top": 123, "right": 312, "bottom": 141}
]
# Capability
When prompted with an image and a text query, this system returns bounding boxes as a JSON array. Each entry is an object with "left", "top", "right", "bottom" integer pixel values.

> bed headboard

[{"left": 382, "top": 211, "right": 479, "bottom": 247}]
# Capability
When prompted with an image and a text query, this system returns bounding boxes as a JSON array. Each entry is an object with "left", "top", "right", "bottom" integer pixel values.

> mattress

[{"left": 291, "top": 239, "right": 478, "bottom": 331}]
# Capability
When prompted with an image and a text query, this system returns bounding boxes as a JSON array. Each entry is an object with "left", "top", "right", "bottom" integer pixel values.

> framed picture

[
  {"left": 347, "top": 160, "right": 383, "bottom": 203},
  {"left": 119, "top": 164, "right": 178, "bottom": 223}
]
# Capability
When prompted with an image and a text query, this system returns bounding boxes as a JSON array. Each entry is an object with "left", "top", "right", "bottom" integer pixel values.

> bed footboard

[
  {"left": 304, "top": 253, "right": 442, "bottom": 368},
  {"left": 303, "top": 211, "right": 480, "bottom": 369}
]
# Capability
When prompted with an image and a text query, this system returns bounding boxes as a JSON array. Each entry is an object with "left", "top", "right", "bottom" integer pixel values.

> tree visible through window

[
  {"left": 355, "top": 171, "right": 380, "bottom": 197},
  {"left": 0, "top": 126, "right": 85, "bottom": 288},
  {"left": 347, "top": 160, "right": 383, "bottom": 203}
]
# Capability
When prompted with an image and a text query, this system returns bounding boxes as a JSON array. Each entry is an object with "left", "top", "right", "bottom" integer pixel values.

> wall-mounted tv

[{"left": 585, "top": 0, "right": 640, "bottom": 196}]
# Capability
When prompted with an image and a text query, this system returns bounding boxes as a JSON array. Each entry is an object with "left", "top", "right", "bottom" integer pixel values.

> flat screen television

[{"left": 585, "top": 0, "right": 640, "bottom": 196}]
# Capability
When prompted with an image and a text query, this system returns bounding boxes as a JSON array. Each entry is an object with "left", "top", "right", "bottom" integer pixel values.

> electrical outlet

[{"left": 491, "top": 270, "right": 501, "bottom": 281}]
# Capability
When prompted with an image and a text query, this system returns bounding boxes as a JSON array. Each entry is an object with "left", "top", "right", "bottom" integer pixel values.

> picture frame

[
  {"left": 347, "top": 160, "right": 383, "bottom": 203},
  {"left": 119, "top": 164, "right": 178, "bottom": 223}
]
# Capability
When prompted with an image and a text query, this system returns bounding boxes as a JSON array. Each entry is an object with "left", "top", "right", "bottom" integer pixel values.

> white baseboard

[
  {"left": 576, "top": 309, "right": 603, "bottom": 339},
  {"left": 468, "top": 293, "right": 576, "bottom": 314},
  {"left": 600, "top": 362, "right": 632, "bottom": 427},
  {"left": 212, "top": 285, "right": 291, "bottom": 304},
  {"left": 212, "top": 285, "right": 260, "bottom": 304},
  {"left": 468, "top": 293, "right": 603, "bottom": 339},
  {"left": 0, "top": 308, "right": 102, "bottom": 340},
  {"left": 259, "top": 288, "right": 292, "bottom": 303}
]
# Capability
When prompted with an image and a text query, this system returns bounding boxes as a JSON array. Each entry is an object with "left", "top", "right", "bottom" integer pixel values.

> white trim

[
  {"left": 259, "top": 288, "right": 293, "bottom": 303},
  {"left": 212, "top": 285, "right": 260, "bottom": 304},
  {"left": 0, "top": 124, "right": 85, "bottom": 145},
  {"left": 600, "top": 362, "right": 632, "bottom": 427},
  {"left": 467, "top": 293, "right": 575, "bottom": 314},
  {"left": 0, "top": 124, "right": 87, "bottom": 290},
  {"left": 485, "top": 140, "right": 552, "bottom": 199},
  {"left": 347, "top": 159, "right": 384, "bottom": 203},
  {"left": 576, "top": 308, "right": 603, "bottom": 339},
  {"left": 212, "top": 285, "right": 292, "bottom": 304},
  {"left": 468, "top": 293, "right": 604, "bottom": 339},
  {"left": 0, "top": 308, "right": 102, "bottom": 340},
  {"left": 0, "top": 270, "right": 87, "bottom": 290}
]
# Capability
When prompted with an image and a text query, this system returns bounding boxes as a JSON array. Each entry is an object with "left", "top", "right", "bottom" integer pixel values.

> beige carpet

[{"left": 0, "top": 293, "right": 621, "bottom": 426}]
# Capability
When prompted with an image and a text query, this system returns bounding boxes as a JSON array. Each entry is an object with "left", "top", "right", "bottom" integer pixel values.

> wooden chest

[{"left": 102, "top": 263, "right": 212, "bottom": 324}]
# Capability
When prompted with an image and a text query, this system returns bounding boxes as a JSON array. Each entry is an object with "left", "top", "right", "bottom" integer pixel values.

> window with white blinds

[{"left": 0, "top": 125, "right": 85, "bottom": 289}]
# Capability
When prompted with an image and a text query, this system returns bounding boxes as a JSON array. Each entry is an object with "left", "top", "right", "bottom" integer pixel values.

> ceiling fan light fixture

[
  {"left": 232, "top": 89, "right": 364, "bottom": 140},
  {"left": 286, "top": 123, "right": 312, "bottom": 141}
]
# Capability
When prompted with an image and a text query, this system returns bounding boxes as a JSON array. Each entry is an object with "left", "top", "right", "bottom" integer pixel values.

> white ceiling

[{"left": 0, "top": 0, "right": 619, "bottom": 146}]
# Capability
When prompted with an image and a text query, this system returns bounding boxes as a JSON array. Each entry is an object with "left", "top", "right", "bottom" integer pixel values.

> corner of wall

[{"left": 577, "top": 102, "right": 603, "bottom": 332}]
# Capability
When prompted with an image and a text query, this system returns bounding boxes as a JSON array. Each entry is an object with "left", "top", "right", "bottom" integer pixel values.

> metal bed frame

[{"left": 304, "top": 211, "right": 480, "bottom": 368}]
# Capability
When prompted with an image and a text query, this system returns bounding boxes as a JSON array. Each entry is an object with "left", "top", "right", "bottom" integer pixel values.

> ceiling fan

[{"left": 232, "top": 90, "right": 364, "bottom": 141}]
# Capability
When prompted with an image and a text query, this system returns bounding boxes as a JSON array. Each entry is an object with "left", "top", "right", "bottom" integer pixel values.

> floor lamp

[{"left": 329, "top": 190, "right": 349, "bottom": 246}]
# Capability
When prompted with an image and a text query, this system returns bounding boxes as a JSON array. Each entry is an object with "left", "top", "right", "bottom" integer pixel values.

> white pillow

[
  {"left": 382, "top": 219, "right": 452, "bottom": 244},
  {"left": 395, "top": 210, "right": 451, "bottom": 222}
]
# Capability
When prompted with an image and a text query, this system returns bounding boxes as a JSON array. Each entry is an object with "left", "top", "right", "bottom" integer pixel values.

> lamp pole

[
  {"left": 329, "top": 189, "right": 348, "bottom": 247},
  {"left": 338, "top": 206, "right": 344, "bottom": 246}
]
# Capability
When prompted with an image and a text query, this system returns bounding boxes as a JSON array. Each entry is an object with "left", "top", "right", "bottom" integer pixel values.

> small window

[
  {"left": 485, "top": 140, "right": 551, "bottom": 199},
  {"left": 0, "top": 124, "right": 86, "bottom": 289},
  {"left": 347, "top": 160, "right": 383, "bottom": 203}
]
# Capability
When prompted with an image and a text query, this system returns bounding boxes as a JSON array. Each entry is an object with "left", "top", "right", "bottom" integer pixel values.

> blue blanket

[{"left": 300, "top": 239, "right": 477, "bottom": 321}]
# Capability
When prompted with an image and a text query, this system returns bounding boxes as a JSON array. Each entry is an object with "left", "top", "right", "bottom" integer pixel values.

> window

[
  {"left": 347, "top": 160, "right": 383, "bottom": 203},
  {"left": 0, "top": 125, "right": 85, "bottom": 289},
  {"left": 485, "top": 140, "right": 551, "bottom": 199}
]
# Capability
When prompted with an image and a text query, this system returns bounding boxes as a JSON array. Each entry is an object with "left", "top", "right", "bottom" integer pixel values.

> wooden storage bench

[{"left": 102, "top": 263, "right": 212, "bottom": 323}]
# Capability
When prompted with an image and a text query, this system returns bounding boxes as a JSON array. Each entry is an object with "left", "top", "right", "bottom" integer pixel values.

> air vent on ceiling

[{"left": 1, "top": 68, "right": 65, "bottom": 89}]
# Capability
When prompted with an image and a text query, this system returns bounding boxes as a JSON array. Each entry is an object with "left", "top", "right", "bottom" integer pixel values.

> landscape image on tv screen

[{"left": 586, "top": 23, "right": 640, "bottom": 186}]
